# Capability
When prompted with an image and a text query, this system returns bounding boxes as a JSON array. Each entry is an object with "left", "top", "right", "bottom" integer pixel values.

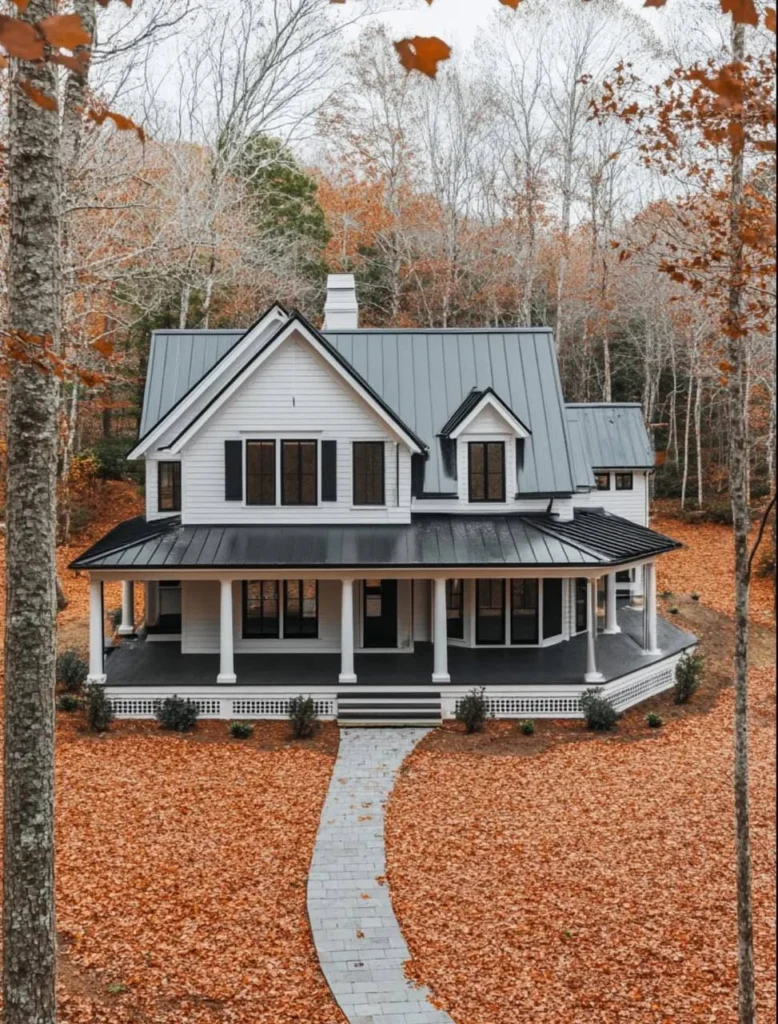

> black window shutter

[
  {"left": 321, "top": 440, "right": 337, "bottom": 501},
  {"left": 224, "top": 440, "right": 243, "bottom": 501}
]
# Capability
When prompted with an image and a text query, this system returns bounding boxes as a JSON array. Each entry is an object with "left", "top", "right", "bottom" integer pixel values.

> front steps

[{"left": 337, "top": 690, "right": 442, "bottom": 727}]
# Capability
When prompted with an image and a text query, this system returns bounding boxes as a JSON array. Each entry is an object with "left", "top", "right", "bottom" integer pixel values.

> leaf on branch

[
  {"left": 19, "top": 77, "right": 57, "bottom": 110},
  {"left": 394, "top": 36, "right": 451, "bottom": 78},
  {"left": 52, "top": 51, "right": 88, "bottom": 75},
  {"left": 86, "top": 105, "right": 145, "bottom": 143},
  {"left": 0, "top": 15, "right": 45, "bottom": 60},
  {"left": 92, "top": 338, "right": 113, "bottom": 359},
  {"left": 643, "top": 0, "right": 668, "bottom": 7},
  {"left": 499, "top": 0, "right": 523, "bottom": 8},
  {"left": 0, "top": 54, "right": 7, "bottom": 69},
  {"left": 766, "top": 7, "right": 776, "bottom": 31},
  {"left": 720, "top": 0, "right": 759, "bottom": 25},
  {"left": 38, "top": 13, "right": 91, "bottom": 50},
  {"left": 9, "top": 0, "right": 29, "bottom": 11}
]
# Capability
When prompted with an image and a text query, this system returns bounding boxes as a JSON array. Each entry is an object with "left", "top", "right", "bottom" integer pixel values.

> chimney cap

[{"left": 324, "top": 274, "right": 358, "bottom": 330}]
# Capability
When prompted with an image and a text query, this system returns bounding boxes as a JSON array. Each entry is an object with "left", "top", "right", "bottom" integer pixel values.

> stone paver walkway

[{"left": 308, "top": 729, "right": 453, "bottom": 1024}]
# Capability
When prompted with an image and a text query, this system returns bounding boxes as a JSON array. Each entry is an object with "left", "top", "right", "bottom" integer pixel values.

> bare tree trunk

[
  {"left": 59, "top": 380, "right": 80, "bottom": 544},
  {"left": 681, "top": 378, "right": 693, "bottom": 510},
  {"left": 695, "top": 374, "right": 704, "bottom": 509},
  {"left": 3, "top": 0, "right": 62, "bottom": 1018},
  {"left": 179, "top": 281, "right": 191, "bottom": 330},
  {"left": 727, "top": 22, "right": 756, "bottom": 1024}
]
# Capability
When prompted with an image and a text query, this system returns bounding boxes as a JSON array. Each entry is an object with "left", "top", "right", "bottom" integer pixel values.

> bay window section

[
  {"left": 476, "top": 579, "right": 505, "bottom": 645},
  {"left": 246, "top": 440, "right": 276, "bottom": 505},
  {"left": 510, "top": 580, "right": 539, "bottom": 644},
  {"left": 284, "top": 581, "right": 319, "bottom": 638},
  {"left": 282, "top": 440, "right": 317, "bottom": 506},
  {"left": 468, "top": 442, "right": 505, "bottom": 502},
  {"left": 446, "top": 579, "right": 464, "bottom": 639},
  {"left": 243, "top": 581, "right": 279, "bottom": 638}
]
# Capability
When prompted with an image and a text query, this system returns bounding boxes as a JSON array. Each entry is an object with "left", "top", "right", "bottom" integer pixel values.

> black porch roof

[{"left": 70, "top": 510, "right": 679, "bottom": 572}]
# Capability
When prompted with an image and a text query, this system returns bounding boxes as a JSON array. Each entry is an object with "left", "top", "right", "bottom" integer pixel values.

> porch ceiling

[{"left": 71, "top": 510, "right": 679, "bottom": 573}]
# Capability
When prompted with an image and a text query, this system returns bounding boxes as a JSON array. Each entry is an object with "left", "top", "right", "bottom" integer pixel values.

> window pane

[
  {"left": 159, "top": 462, "right": 181, "bottom": 511},
  {"left": 247, "top": 442, "right": 275, "bottom": 505},
  {"left": 476, "top": 579, "right": 504, "bottom": 644},
  {"left": 575, "top": 578, "right": 588, "bottom": 633},
  {"left": 595, "top": 473, "right": 610, "bottom": 491},
  {"left": 353, "top": 442, "right": 384, "bottom": 505},
  {"left": 446, "top": 579, "right": 464, "bottom": 639},
  {"left": 284, "top": 580, "right": 318, "bottom": 637},
  {"left": 244, "top": 581, "right": 279, "bottom": 637},
  {"left": 511, "top": 579, "right": 539, "bottom": 644},
  {"left": 282, "top": 441, "right": 317, "bottom": 505},
  {"left": 469, "top": 443, "right": 485, "bottom": 501}
]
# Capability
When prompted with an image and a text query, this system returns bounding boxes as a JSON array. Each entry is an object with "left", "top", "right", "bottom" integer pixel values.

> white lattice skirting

[
  {"left": 441, "top": 652, "right": 687, "bottom": 720},
  {"left": 105, "top": 688, "right": 338, "bottom": 720}
]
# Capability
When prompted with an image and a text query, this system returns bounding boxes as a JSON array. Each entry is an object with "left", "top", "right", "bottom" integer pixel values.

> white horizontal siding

[
  {"left": 180, "top": 336, "right": 412, "bottom": 525},
  {"left": 574, "top": 471, "right": 648, "bottom": 526}
]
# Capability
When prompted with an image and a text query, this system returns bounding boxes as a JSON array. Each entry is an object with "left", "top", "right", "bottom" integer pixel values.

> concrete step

[{"left": 337, "top": 693, "right": 442, "bottom": 727}]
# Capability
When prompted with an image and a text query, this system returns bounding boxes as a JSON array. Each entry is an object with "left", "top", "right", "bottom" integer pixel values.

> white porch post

[
  {"left": 145, "top": 581, "right": 160, "bottom": 628},
  {"left": 584, "top": 577, "right": 604, "bottom": 683},
  {"left": 643, "top": 561, "right": 661, "bottom": 656},
  {"left": 118, "top": 580, "right": 135, "bottom": 636},
  {"left": 604, "top": 572, "right": 621, "bottom": 635},
  {"left": 88, "top": 578, "right": 106, "bottom": 683},
  {"left": 217, "top": 579, "right": 237, "bottom": 684},
  {"left": 339, "top": 579, "right": 357, "bottom": 684},
  {"left": 432, "top": 577, "right": 451, "bottom": 684}
]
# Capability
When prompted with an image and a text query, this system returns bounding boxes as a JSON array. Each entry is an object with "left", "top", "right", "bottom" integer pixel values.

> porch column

[
  {"left": 339, "top": 579, "right": 357, "bottom": 684},
  {"left": 584, "top": 577, "right": 604, "bottom": 683},
  {"left": 432, "top": 577, "right": 451, "bottom": 684},
  {"left": 145, "top": 581, "right": 160, "bottom": 628},
  {"left": 118, "top": 580, "right": 135, "bottom": 636},
  {"left": 88, "top": 578, "right": 106, "bottom": 684},
  {"left": 604, "top": 572, "right": 621, "bottom": 635},
  {"left": 217, "top": 579, "right": 236, "bottom": 684},
  {"left": 643, "top": 561, "right": 661, "bottom": 656}
]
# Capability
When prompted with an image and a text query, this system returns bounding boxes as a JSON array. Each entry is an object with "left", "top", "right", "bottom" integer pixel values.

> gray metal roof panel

[
  {"left": 566, "top": 404, "right": 654, "bottom": 470},
  {"left": 70, "top": 510, "right": 677, "bottom": 571}
]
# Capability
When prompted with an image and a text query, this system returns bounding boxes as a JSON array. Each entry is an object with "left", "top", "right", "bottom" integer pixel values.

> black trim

[
  {"left": 158, "top": 461, "right": 181, "bottom": 512},
  {"left": 321, "top": 440, "right": 337, "bottom": 502},
  {"left": 615, "top": 472, "right": 634, "bottom": 491},
  {"left": 225, "top": 440, "right": 243, "bottom": 502},
  {"left": 130, "top": 302, "right": 288, "bottom": 454},
  {"left": 167, "top": 311, "right": 427, "bottom": 454},
  {"left": 353, "top": 441, "right": 385, "bottom": 506},
  {"left": 441, "top": 386, "right": 532, "bottom": 437},
  {"left": 281, "top": 440, "right": 317, "bottom": 506},
  {"left": 468, "top": 442, "right": 506, "bottom": 503}
]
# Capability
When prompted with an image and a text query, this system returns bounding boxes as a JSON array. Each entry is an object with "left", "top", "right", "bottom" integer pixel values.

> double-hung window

[
  {"left": 158, "top": 461, "right": 181, "bottom": 512},
  {"left": 353, "top": 442, "right": 385, "bottom": 505},
  {"left": 282, "top": 440, "right": 317, "bottom": 505},
  {"left": 284, "top": 581, "right": 319, "bottom": 638},
  {"left": 468, "top": 442, "right": 505, "bottom": 502},
  {"left": 595, "top": 472, "right": 610, "bottom": 491},
  {"left": 615, "top": 472, "right": 634, "bottom": 491},
  {"left": 246, "top": 441, "right": 276, "bottom": 505},
  {"left": 243, "top": 581, "right": 280, "bottom": 638}
]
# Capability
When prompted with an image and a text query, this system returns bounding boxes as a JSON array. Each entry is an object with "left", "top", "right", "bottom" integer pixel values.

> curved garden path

[{"left": 308, "top": 728, "right": 453, "bottom": 1024}]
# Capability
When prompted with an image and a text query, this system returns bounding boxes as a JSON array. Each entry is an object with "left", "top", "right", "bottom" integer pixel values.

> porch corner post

[
  {"left": 604, "top": 572, "right": 621, "bottom": 634},
  {"left": 432, "top": 577, "right": 451, "bottom": 684},
  {"left": 643, "top": 561, "right": 661, "bottom": 656},
  {"left": 217, "top": 579, "right": 237, "bottom": 684},
  {"left": 339, "top": 578, "right": 357, "bottom": 684},
  {"left": 145, "top": 581, "right": 160, "bottom": 628},
  {"left": 584, "top": 577, "right": 604, "bottom": 683},
  {"left": 118, "top": 580, "right": 135, "bottom": 636},
  {"left": 88, "top": 577, "right": 106, "bottom": 684}
]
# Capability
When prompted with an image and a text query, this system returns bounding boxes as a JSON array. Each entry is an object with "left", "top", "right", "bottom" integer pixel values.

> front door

[{"left": 363, "top": 579, "right": 398, "bottom": 648}]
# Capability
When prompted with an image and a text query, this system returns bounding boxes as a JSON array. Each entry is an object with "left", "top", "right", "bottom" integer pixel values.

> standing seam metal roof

[{"left": 566, "top": 403, "right": 654, "bottom": 470}]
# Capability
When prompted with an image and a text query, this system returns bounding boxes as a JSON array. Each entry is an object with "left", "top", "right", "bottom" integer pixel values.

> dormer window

[
  {"left": 158, "top": 461, "right": 181, "bottom": 512},
  {"left": 468, "top": 442, "right": 505, "bottom": 503}
]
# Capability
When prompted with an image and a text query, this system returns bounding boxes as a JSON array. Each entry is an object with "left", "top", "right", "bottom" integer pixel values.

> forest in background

[{"left": 0, "top": 0, "right": 774, "bottom": 540}]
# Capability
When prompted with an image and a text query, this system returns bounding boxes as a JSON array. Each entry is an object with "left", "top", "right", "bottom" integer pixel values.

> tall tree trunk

[
  {"left": 4, "top": 0, "right": 62, "bottom": 1019},
  {"left": 727, "top": 22, "right": 756, "bottom": 1024},
  {"left": 681, "top": 378, "right": 693, "bottom": 510},
  {"left": 695, "top": 373, "right": 704, "bottom": 509}
]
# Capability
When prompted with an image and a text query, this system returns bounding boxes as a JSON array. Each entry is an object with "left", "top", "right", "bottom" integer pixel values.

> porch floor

[{"left": 104, "top": 604, "right": 695, "bottom": 689}]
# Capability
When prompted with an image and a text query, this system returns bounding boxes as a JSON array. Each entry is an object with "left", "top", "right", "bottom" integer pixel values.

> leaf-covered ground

[{"left": 386, "top": 541, "right": 776, "bottom": 1024}]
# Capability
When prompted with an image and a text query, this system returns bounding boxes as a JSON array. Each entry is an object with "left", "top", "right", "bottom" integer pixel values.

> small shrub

[
  {"left": 580, "top": 687, "right": 619, "bottom": 731},
  {"left": 660, "top": 590, "right": 673, "bottom": 600},
  {"left": 646, "top": 712, "right": 663, "bottom": 729},
  {"left": 57, "top": 694, "right": 81, "bottom": 713},
  {"left": 691, "top": 591, "right": 701, "bottom": 601},
  {"left": 85, "top": 684, "right": 114, "bottom": 732},
  {"left": 108, "top": 606, "right": 123, "bottom": 631},
  {"left": 674, "top": 651, "right": 703, "bottom": 705},
  {"left": 456, "top": 687, "right": 490, "bottom": 734},
  {"left": 56, "top": 650, "right": 88, "bottom": 693},
  {"left": 229, "top": 721, "right": 253, "bottom": 740},
  {"left": 156, "top": 695, "right": 199, "bottom": 732},
  {"left": 289, "top": 696, "right": 318, "bottom": 739},
  {"left": 519, "top": 719, "right": 535, "bottom": 736},
  {"left": 668, "top": 605, "right": 679, "bottom": 615}
]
